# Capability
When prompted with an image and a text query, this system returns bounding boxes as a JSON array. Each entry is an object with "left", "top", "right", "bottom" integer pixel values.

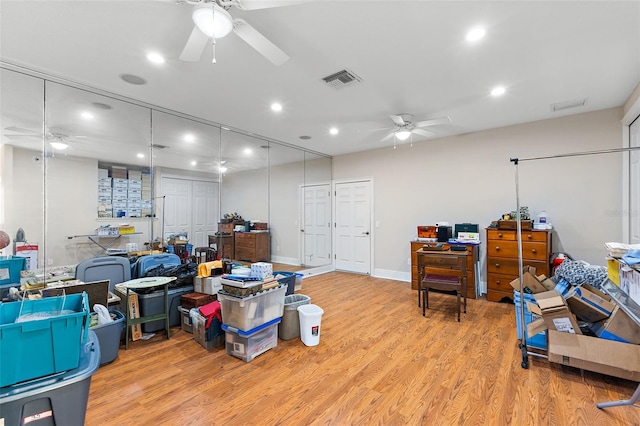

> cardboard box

[
  {"left": 528, "top": 290, "right": 582, "bottom": 334},
  {"left": 510, "top": 266, "right": 556, "bottom": 294},
  {"left": 565, "top": 283, "right": 615, "bottom": 323},
  {"left": 591, "top": 305, "right": 640, "bottom": 344},
  {"left": 194, "top": 276, "right": 221, "bottom": 295},
  {"left": 127, "top": 292, "right": 142, "bottom": 341},
  {"left": 548, "top": 330, "right": 640, "bottom": 381}
]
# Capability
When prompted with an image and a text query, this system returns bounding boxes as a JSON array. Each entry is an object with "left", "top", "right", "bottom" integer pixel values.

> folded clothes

[{"left": 622, "top": 248, "right": 640, "bottom": 266}]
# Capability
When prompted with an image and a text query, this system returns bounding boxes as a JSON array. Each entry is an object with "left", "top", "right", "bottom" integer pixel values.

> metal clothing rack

[{"left": 510, "top": 145, "right": 640, "bottom": 408}]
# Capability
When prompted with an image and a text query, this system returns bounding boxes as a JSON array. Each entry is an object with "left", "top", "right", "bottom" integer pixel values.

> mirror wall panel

[
  {"left": 44, "top": 82, "right": 152, "bottom": 265},
  {"left": 151, "top": 110, "right": 221, "bottom": 250},
  {"left": 1, "top": 65, "right": 333, "bottom": 275},
  {"left": 0, "top": 69, "right": 45, "bottom": 266},
  {"left": 269, "top": 142, "right": 304, "bottom": 267},
  {"left": 220, "top": 130, "right": 269, "bottom": 224}
]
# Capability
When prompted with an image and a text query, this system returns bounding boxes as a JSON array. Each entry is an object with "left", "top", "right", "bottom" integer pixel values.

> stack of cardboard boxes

[{"left": 512, "top": 266, "right": 640, "bottom": 380}]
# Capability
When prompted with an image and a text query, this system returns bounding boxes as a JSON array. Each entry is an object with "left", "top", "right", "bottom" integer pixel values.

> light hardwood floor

[{"left": 86, "top": 272, "right": 640, "bottom": 425}]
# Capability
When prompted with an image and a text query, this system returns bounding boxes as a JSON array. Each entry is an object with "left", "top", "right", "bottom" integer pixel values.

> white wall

[{"left": 333, "top": 107, "right": 624, "bottom": 282}]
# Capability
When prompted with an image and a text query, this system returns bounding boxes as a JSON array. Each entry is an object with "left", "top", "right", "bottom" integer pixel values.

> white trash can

[{"left": 297, "top": 304, "right": 324, "bottom": 346}]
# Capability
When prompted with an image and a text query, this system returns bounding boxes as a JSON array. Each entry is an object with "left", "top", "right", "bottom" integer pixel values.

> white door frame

[{"left": 332, "top": 177, "right": 374, "bottom": 275}]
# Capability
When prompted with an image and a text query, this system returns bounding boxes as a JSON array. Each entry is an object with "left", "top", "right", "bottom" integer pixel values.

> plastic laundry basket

[
  {"left": 279, "top": 294, "right": 311, "bottom": 340},
  {"left": 297, "top": 304, "right": 324, "bottom": 346}
]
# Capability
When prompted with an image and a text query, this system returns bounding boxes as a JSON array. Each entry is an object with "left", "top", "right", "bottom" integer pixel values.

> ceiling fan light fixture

[
  {"left": 395, "top": 130, "right": 412, "bottom": 141},
  {"left": 192, "top": 5, "right": 234, "bottom": 39},
  {"left": 49, "top": 141, "right": 69, "bottom": 150}
]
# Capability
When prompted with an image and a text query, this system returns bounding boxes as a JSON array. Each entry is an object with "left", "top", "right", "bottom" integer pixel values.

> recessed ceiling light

[
  {"left": 244, "top": 148, "right": 253, "bottom": 154},
  {"left": 271, "top": 102, "right": 283, "bottom": 112},
  {"left": 184, "top": 133, "right": 195, "bottom": 142},
  {"left": 466, "top": 27, "right": 486, "bottom": 42},
  {"left": 147, "top": 52, "right": 165, "bottom": 64},
  {"left": 491, "top": 86, "right": 506, "bottom": 97},
  {"left": 329, "top": 127, "right": 339, "bottom": 135},
  {"left": 137, "top": 153, "right": 145, "bottom": 159},
  {"left": 91, "top": 102, "right": 112, "bottom": 110},
  {"left": 120, "top": 74, "right": 147, "bottom": 85},
  {"left": 81, "top": 111, "right": 94, "bottom": 120},
  {"left": 191, "top": 160, "right": 197, "bottom": 166}
]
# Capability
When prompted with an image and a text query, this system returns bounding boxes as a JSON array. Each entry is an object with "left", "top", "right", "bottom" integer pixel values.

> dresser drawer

[
  {"left": 235, "top": 247, "right": 255, "bottom": 261},
  {"left": 486, "top": 258, "right": 548, "bottom": 276},
  {"left": 487, "top": 229, "right": 548, "bottom": 242},
  {"left": 486, "top": 240, "right": 548, "bottom": 261},
  {"left": 487, "top": 272, "right": 517, "bottom": 294}
]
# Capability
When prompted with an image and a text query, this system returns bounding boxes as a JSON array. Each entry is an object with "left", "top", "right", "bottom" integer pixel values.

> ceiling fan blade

[
  {"left": 4, "top": 126, "right": 40, "bottom": 135},
  {"left": 233, "top": 19, "right": 289, "bottom": 66},
  {"left": 380, "top": 130, "right": 396, "bottom": 142},
  {"left": 233, "top": 0, "right": 314, "bottom": 11},
  {"left": 4, "top": 134, "right": 40, "bottom": 140},
  {"left": 389, "top": 115, "right": 405, "bottom": 126},
  {"left": 412, "top": 128, "right": 434, "bottom": 138},
  {"left": 414, "top": 116, "right": 451, "bottom": 128},
  {"left": 179, "top": 26, "right": 209, "bottom": 62}
]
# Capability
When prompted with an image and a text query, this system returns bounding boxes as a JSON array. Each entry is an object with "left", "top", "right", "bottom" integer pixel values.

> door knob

[{"left": 362, "top": 231, "right": 370, "bottom": 235}]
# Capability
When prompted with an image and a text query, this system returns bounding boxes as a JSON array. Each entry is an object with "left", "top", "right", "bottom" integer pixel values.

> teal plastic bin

[
  {"left": 0, "top": 255, "right": 27, "bottom": 285},
  {"left": 0, "top": 292, "right": 90, "bottom": 387}
]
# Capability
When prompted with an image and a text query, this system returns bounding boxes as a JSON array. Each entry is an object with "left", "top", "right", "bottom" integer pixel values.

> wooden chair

[
  {"left": 421, "top": 255, "right": 467, "bottom": 321},
  {"left": 194, "top": 247, "right": 217, "bottom": 264}
]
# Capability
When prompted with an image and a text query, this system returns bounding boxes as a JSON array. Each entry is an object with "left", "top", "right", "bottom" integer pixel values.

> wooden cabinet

[
  {"left": 218, "top": 222, "right": 235, "bottom": 234},
  {"left": 410, "top": 240, "right": 478, "bottom": 299},
  {"left": 485, "top": 228, "right": 552, "bottom": 302},
  {"left": 234, "top": 232, "right": 270, "bottom": 263}
]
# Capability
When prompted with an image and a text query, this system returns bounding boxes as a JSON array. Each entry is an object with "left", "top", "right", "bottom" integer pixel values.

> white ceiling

[{"left": 1, "top": 0, "right": 639, "bottom": 158}]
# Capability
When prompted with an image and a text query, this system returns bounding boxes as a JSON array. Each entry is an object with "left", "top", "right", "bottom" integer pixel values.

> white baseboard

[
  {"left": 269, "top": 255, "right": 299, "bottom": 265},
  {"left": 373, "top": 268, "right": 410, "bottom": 282}
]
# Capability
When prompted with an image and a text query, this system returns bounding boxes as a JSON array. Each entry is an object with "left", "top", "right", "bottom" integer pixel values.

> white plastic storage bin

[
  {"left": 222, "top": 318, "right": 280, "bottom": 362},
  {"left": 217, "top": 284, "right": 286, "bottom": 331}
]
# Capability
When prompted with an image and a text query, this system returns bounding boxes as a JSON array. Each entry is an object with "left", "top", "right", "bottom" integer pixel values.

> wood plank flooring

[{"left": 86, "top": 272, "right": 640, "bottom": 425}]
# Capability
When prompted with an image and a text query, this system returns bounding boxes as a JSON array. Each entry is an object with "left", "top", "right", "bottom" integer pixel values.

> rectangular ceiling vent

[
  {"left": 550, "top": 98, "right": 588, "bottom": 112},
  {"left": 322, "top": 69, "right": 362, "bottom": 89}
]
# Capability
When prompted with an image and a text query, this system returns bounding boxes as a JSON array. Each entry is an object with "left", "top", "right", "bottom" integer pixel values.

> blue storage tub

[
  {"left": 133, "top": 253, "right": 181, "bottom": 278},
  {"left": 514, "top": 290, "right": 547, "bottom": 350},
  {"left": 274, "top": 271, "right": 296, "bottom": 295},
  {"left": 0, "top": 255, "right": 27, "bottom": 285},
  {"left": 0, "top": 292, "right": 90, "bottom": 387},
  {"left": 0, "top": 330, "right": 100, "bottom": 426}
]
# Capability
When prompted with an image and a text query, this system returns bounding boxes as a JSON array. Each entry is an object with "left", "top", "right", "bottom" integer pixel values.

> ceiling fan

[
  {"left": 3, "top": 126, "right": 85, "bottom": 151},
  {"left": 380, "top": 114, "right": 451, "bottom": 142},
  {"left": 174, "top": 0, "right": 312, "bottom": 65}
]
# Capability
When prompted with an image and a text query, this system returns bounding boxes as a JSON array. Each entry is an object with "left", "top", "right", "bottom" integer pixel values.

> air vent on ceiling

[
  {"left": 550, "top": 98, "right": 588, "bottom": 112},
  {"left": 322, "top": 69, "right": 362, "bottom": 89}
]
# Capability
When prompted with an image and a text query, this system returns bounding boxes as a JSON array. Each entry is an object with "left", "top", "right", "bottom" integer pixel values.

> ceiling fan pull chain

[{"left": 212, "top": 37, "right": 217, "bottom": 64}]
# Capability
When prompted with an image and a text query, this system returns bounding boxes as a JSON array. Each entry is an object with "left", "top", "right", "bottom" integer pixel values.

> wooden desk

[
  {"left": 416, "top": 249, "right": 469, "bottom": 306},
  {"left": 411, "top": 241, "right": 479, "bottom": 299}
]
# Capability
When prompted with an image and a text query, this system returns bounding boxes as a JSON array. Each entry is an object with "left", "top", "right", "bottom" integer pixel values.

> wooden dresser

[
  {"left": 485, "top": 228, "right": 552, "bottom": 302},
  {"left": 234, "top": 232, "right": 270, "bottom": 263},
  {"left": 410, "top": 240, "right": 479, "bottom": 299}
]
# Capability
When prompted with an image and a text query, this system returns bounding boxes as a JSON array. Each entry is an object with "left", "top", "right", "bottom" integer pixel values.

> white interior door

[
  {"left": 334, "top": 180, "right": 372, "bottom": 274},
  {"left": 192, "top": 181, "right": 219, "bottom": 249},
  {"left": 301, "top": 183, "right": 331, "bottom": 266},
  {"left": 631, "top": 116, "right": 640, "bottom": 244},
  {"left": 162, "top": 177, "right": 191, "bottom": 241}
]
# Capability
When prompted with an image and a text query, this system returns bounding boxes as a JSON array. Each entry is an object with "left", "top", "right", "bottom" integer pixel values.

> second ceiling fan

[{"left": 176, "top": 0, "right": 312, "bottom": 65}]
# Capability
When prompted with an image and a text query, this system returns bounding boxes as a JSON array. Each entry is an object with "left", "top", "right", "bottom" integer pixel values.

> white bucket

[{"left": 297, "top": 304, "right": 324, "bottom": 346}]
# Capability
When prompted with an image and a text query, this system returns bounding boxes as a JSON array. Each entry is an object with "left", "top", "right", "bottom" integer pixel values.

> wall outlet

[
  {"left": 47, "top": 258, "right": 53, "bottom": 265},
  {"left": 407, "top": 257, "right": 411, "bottom": 265},
  {"left": 276, "top": 245, "right": 280, "bottom": 252}
]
